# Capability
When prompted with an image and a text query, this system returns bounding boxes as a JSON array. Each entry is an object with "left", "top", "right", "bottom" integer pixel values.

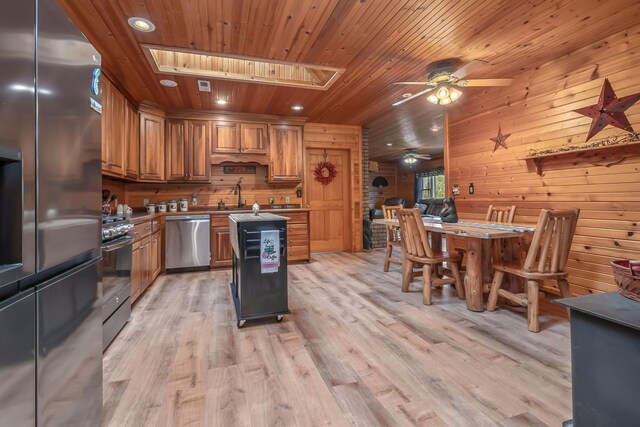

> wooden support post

[{"left": 464, "top": 237, "right": 484, "bottom": 312}]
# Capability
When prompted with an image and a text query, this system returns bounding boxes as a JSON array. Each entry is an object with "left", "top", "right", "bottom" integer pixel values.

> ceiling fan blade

[
  {"left": 392, "top": 87, "right": 435, "bottom": 106},
  {"left": 451, "top": 59, "right": 488, "bottom": 79},
  {"left": 463, "top": 78, "right": 513, "bottom": 87},
  {"left": 416, "top": 155, "right": 432, "bottom": 160},
  {"left": 392, "top": 81, "right": 430, "bottom": 85}
]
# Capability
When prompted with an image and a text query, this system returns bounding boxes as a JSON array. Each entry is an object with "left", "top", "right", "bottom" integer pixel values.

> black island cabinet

[
  {"left": 556, "top": 292, "right": 640, "bottom": 427},
  {"left": 229, "top": 213, "right": 290, "bottom": 327}
]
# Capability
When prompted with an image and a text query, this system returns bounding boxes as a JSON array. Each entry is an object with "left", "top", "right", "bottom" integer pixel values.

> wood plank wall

[
  {"left": 447, "top": 25, "right": 640, "bottom": 296},
  {"left": 303, "top": 123, "right": 363, "bottom": 252},
  {"left": 119, "top": 165, "right": 300, "bottom": 210}
]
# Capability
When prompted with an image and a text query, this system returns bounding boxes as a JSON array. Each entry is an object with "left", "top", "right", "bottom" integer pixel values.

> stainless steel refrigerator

[{"left": 0, "top": 0, "right": 103, "bottom": 425}]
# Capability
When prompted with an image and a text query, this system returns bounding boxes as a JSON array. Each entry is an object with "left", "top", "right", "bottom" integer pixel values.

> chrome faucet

[{"left": 233, "top": 177, "right": 243, "bottom": 208}]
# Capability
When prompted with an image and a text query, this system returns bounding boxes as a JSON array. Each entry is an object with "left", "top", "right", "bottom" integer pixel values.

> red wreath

[{"left": 313, "top": 161, "right": 337, "bottom": 185}]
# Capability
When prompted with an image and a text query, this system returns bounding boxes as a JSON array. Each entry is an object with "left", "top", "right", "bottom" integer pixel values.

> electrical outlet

[
  {"left": 269, "top": 197, "right": 275, "bottom": 205},
  {"left": 143, "top": 198, "right": 149, "bottom": 206},
  {"left": 285, "top": 196, "right": 290, "bottom": 203}
]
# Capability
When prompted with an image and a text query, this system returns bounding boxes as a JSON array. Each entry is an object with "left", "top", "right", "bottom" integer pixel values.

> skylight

[{"left": 142, "top": 45, "right": 344, "bottom": 90}]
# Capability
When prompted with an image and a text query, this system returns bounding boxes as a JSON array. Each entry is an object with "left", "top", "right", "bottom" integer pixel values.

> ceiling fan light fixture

[
  {"left": 449, "top": 87, "right": 462, "bottom": 101},
  {"left": 403, "top": 156, "right": 418, "bottom": 164},
  {"left": 439, "top": 97, "right": 452, "bottom": 106},
  {"left": 427, "top": 94, "right": 439, "bottom": 104},
  {"left": 436, "top": 86, "right": 450, "bottom": 100}
]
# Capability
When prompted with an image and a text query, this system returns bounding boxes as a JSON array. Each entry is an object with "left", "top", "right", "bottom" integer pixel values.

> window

[{"left": 415, "top": 168, "right": 445, "bottom": 201}]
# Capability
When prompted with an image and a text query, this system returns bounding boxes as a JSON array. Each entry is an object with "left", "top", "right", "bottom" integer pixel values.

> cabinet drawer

[
  {"left": 210, "top": 215, "right": 229, "bottom": 227},
  {"left": 131, "top": 221, "right": 152, "bottom": 242},
  {"left": 151, "top": 219, "right": 161, "bottom": 234},
  {"left": 288, "top": 234, "right": 308, "bottom": 246},
  {"left": 288, "top": 245, "right": 309, "bottom": 259},
  {"left": 285, "top": 213, "right": 308, "bottom": 224},
  {"left": 286, "top": 223, "right": 307, "bottom": 236}
]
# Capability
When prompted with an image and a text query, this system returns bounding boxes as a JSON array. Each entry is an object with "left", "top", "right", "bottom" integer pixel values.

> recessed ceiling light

[
  {"left": 385, "top": 143, "right": 393, "bottom": 147},
  {"left": 215, "top": 99, "right": 228, "bottom": 106},
  {"left": 291, "top": 104, "right": 304, "bottom": 111},
  {"left": 430, "top": 125, "right": 440, "bottom": 132},
  {"left": 128, "top": 17, "right": 155, "bottom": 32},
  {"left": 402, "top": 93, "right": 413, "bottom": 98},
  {"left": 159, "top": 79, "right": 177, "bottom": 87}
]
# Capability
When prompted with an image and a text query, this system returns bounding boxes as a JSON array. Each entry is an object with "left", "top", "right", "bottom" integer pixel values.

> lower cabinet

[
  {"left": 131, "top": 220, "right": 162, "bottom": 304},
  {"left": 211, "top": 222, "right": 233, "bottom": 268}
]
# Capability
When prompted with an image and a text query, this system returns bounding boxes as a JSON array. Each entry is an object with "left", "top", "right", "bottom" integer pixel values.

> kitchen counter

[{"left": 128, "top": 207, "right": 310, "bottom": 224}]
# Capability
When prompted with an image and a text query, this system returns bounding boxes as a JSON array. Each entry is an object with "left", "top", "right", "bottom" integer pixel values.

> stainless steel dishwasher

[{"left": 165, "top": 215, "right": 211, "bottom": 272}]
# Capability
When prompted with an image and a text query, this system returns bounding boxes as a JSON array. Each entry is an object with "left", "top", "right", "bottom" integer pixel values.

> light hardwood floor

[{"left": 102, "top": 250, "right": 572, "bottom": 427}]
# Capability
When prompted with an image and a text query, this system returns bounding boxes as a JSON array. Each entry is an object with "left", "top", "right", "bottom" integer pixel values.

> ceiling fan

[
  {"left": 392, "top": 59, "right": 513, "bottom": 107},
  {"left": 402, "top": 149, "right": 431, "bottom": 164}
]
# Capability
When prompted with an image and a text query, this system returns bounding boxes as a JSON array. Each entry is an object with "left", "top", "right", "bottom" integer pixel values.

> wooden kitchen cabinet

[
  {"left": 131, "top": 220, "right": 162, "bottom": 304},
  {"left": 240, "top": 123, "right": 269, "bottom": 154},
  {"left": 210, "top": 215, "right": 233, "bottom": 268},
  {"left": 268, "top": 124, "right": 303, "bottom": 183},
  {"left": 211, "top": 121, "right": 240, "bottom": 153},
  {"left": 166, "top": 119, "right": 210, "bottom": 181},
  {"left": 139, "top": 111, "right": 165, "bottom": 181},
  {"left": 101, "top": 76, "right": 125, "bottom": 177},
  {"left": 124, "top": 101, "right": 139, "bottom": 180}
]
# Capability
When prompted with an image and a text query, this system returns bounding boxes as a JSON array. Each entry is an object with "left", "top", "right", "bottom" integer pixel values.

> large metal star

[
  {"left": 490, "top": 126, "right": 510, "bottom": 152},
  {"left": 573, "top": 78, "right": 640, "bottom": 141}
]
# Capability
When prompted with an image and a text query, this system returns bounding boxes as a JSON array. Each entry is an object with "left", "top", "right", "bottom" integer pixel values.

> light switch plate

[
  {"left": 285, "top": 196, "right": 291, "bottom": 203},
  {"left": 143, "top": 198, "right": 149, "bottom": 206}
]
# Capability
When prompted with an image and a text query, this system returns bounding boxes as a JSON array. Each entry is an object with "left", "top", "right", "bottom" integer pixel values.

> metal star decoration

[
  {"left": 490, "top": 126, "right": 510, "bottom": 152},
  {"left": 573, "top": 78, "right": 640, "bottom": 141}
]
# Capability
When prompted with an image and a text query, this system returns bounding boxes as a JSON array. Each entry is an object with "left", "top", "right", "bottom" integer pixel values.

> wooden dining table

[{"left": 373, "top": 217, "right": 535, "bottom": 312}]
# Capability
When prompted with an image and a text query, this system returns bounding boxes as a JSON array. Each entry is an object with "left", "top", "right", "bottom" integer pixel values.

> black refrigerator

[{"left": 0, "top": 0, "right": 103, "bottom": 425}]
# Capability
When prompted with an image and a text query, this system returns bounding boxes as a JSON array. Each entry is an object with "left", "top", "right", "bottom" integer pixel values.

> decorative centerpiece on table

[
  {"left": 611, "top": 260, "right": 640, "bottom": 302},
  {"left": 440, "top": 197, "right": 459, "bottom": 223}
]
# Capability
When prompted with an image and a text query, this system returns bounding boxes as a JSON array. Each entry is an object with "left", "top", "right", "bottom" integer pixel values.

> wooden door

[
  {"left": 305, "top": 148, "right": 351, "bottom": 252},
  {"left": 210, "top": 226, "right": 233, "bottom": 268},
  {"left": 211, "top": 122, "right": 239, "bottom": 153},
  {"left": 240, "top": 123, "right": 268, "bottom": 154},
  {"left": 124, "top": 102, "right": 139, "bottom": 180},
  {"left": 139, "top": 112, "right": 165, "bottom": 181},
  {"left": 268, "top": 124, "right": 303, "bottom": 183},
  {"left": 188, "top": 120, "right": 211, "bottom": 181},
  {"left": 165, "top": 119, "right": 187, "bottom": 181}
]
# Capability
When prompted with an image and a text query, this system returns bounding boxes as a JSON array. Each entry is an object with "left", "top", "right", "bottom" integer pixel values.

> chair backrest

[
  {"left": 486, "top": 205, "right": 517, "bottom": 223},
  {"left": 384, "top": 197, "right": 405, "bottom": 207},
  {"left": 397, "top": 208, "right": 434, "bottom": 259},
  {"left": 523, "top": 208, "right": 580, "bottom": 273},
  {"left": 382, "top": 205, "right": 402, "bottom": 242}
]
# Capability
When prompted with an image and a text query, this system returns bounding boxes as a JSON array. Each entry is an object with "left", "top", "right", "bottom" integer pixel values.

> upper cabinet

[
  {"left": 268, "top": 124, "right": 303, "bottom": 183},
  {"left": 166, "top": 119, "right": 210, "bottom": 182},
  {"left": 124, "top": 102, "right": 139, "bottom": 180},
  {"left": 240, "top": 123, "right": 268, "bottom": 154},
  {"left": 101, "top": 77, "right": 125, "bottom": 177},
  {"left": 139, "top": 111, "right": 165, "bottom": 181},
  {"left": 211, "top": 122, "right": 240, "bottom": 153}
]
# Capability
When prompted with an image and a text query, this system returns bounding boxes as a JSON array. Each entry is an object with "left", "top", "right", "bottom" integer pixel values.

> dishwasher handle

[{"left": 166, "top": 215, "right": 210, "bottom": 221}]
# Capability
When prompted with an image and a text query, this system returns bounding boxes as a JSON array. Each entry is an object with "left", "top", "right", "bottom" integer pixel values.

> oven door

[{"left": 100, "top": 236, "right": 133, "bottom": 322}]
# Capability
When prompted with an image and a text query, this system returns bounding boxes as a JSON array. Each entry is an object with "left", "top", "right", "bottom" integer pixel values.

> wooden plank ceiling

[{"left": 59, "top": 0, "right": 640, "bottom": 161}]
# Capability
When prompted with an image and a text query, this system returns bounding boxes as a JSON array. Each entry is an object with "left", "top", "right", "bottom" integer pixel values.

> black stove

[{"left": 101, "top": 215, "right": 132, "bottom": 242}]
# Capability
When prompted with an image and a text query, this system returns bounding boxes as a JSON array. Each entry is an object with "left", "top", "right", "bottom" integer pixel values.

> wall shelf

[{"left": 522, "top": 138, "right": 640, "bottom": 176}]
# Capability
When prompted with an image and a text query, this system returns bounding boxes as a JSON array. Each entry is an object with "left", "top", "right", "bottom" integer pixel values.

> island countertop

[{"left": 128, "top": 207, "right": 309, "bottom": 224}]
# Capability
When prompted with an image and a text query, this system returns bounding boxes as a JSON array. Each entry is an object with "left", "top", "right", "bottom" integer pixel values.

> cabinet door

[
  {"left": 211, "top": 122, "right": 240, "bottom": 153},
  {"left": 139, "top": 112, "right": 165, "bottom": 181},
  {"left": 131, "top": 245, "right": 142, "bottom": 303},
  {"left": 240, "top": 123, "right": 268, "bottom": 154},
  {"left": 188, "top": 120, "right": 211, "bottom": 181},
  {"left": 101, "top": 78, "right": 125, "bottom": 176},
  {"left": 210, "top": 226, "right": 233, "bottom": 268},
  {"left": 151, "top": 231, "right": 161, "bottom": 280},
  {"left": 140, "top": 236, "right": 152, "bottom": 292},
  {"left": 165, "top": 119, "right": 187, "bottom": 181},
  {"left": 268, "top": 124, "right": 303, "bottom": 183},
  {"left": 124, "top": 102, "right": 139, "bottom": 180}
]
